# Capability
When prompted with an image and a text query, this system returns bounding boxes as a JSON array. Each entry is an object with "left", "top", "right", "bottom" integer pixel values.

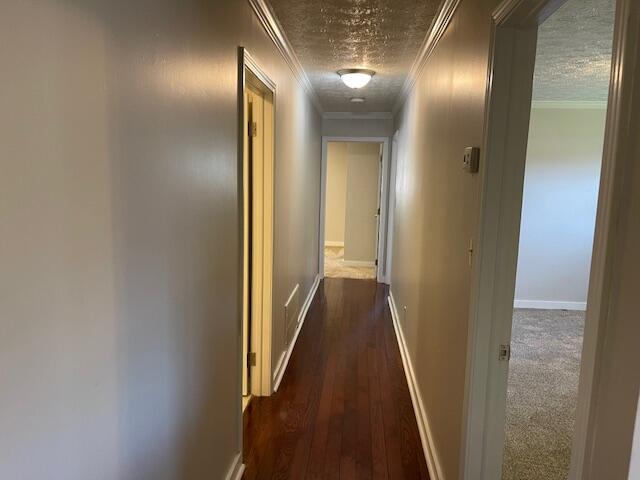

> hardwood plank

[{"left": 242, "top": 278, "right": 429, "bottom": 479}]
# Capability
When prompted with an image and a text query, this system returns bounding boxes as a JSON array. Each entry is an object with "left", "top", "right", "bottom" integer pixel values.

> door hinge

[
  {"left": 498, "top": 344, "right": 511, "bottom": 362},
  {"left": 375, "top": 259, "right": 378, "bottom": 266},
  {"left": 248, "top": 352, "right": 257, "bottom": 367},
  {"left": 249, "top": 121, "right": 257, "bottom": 137},
  {"left": 377, "top": 207, "right": 381, "bottom": 215}
]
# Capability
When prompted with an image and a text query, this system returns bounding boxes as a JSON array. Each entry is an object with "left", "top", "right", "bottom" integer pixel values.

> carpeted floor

[
  {"left": 502, "top": 308, "right": 585, "bottom": 480},
  {"left": 324, "top": 246, "right": 376, "bottom": 279}
]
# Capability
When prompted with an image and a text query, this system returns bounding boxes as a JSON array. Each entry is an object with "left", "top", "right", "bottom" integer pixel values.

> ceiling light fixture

[
  {"left": 338, "top": 69, "right": 375, "bottom": 89},
  {"left": 350, "top": 97, "right": 365, "bottom": 103}
]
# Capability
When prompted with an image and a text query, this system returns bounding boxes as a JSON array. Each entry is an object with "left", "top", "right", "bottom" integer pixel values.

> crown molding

[
  {"left": 322, "top": 111, "right": 393, "bottom": 120},
  {"left": 531, "top": 100, "right": 608, "bottom": 109},
  {"left": 393, "top": 0, "right": 462, "bottom": 114},
  {"left": 248, "top": 0, "right": 323, "bottom": 113}
]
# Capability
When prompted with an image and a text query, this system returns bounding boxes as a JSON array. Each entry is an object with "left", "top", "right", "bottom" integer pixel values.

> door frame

[
  {"left": 461, "top": 0, "right": 640, "bottom": 478},
  {"left": 384, "top": 130, "right": 400, "bottom": 285},
  {"left": 319, "top": 136, "right": 390, "bottom": 283},
  {"left": 238, "top": 47, "right": 276, "bottom": 404}
]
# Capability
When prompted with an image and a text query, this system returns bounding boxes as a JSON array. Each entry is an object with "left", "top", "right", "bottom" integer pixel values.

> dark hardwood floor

[{"left": 243, "top": 278, "right": 429, "bottom": 479}]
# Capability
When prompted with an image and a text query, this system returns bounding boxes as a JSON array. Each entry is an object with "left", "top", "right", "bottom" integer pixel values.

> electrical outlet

[{"left": 463, "top": 146, "right": 480, "bottom": 173}]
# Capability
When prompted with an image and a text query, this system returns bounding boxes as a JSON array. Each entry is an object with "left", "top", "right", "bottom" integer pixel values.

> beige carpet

[
  {"left": 324, "top": 246, "right": 376, "bottom": 279},
  {"left": 502, "top": 308, "right": 585, "bottom": 480}
]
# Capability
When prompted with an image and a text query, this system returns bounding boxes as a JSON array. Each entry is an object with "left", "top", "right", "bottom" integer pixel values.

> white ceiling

[
  {"left": 266, "top": 0, "right": 441, "bottom": 113},
  {"left": 533, "top": 0, "right": 615, "bottom": 102},
  {"left": 266, "top": 0, "right": 616, "bottom": 112}
]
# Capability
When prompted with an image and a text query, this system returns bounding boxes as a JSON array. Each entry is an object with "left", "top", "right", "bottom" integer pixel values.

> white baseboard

[
  {"left": 514, "top": 299, "right": 587, "bottom": 311},
  {"left": 342, "top": 260, "right": 376, "bottom": 267},
  {"left": 388, "top": 292, "right": 443, "bottom": 480},
  {"left": 224, "top": 452, "right": 245, "bottom": 480},
  {"left": 272, "top": 274, "right": 320, "bottom": 392},
  {"left": 324, "top": 241, "right": 344, "bottom": 247}
]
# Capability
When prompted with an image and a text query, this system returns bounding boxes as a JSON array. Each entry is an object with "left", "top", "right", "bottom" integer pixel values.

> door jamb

[
  {"left": 461, "top": 0, "right": 639, "bottom": 478},
  {"left": 384, "top": 130, "right": 400, "bottom": 285},
  {"left": 319, "top": 136, "right": 390, "bottom": 283},
  {"left": 238, "top": 47, "right": 276, "bottom": 404}
]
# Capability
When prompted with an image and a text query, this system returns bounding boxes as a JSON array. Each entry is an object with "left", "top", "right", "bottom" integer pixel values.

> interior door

[
  {"left": 245, "top": 85, "right": 266, "bottom": 399},
  {"left": 374, "top": 143, "right": 383, "bottom": 275},
  {"left": 242, "top": 90, "right": 251, "bottom": 398}
]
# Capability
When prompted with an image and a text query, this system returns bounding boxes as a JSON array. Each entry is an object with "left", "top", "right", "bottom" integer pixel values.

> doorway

[
  {"left": 240, "top": 49, "right": 275, "bottom": 412},
  {"left": 501, "top": 2, "right": 615, "bottom": 478},
  {"left": 461, "top": 0, "right": 637, "bottom": 478},
  {"left": 319, "top": 137, "right": 390, "bottom": 284}
]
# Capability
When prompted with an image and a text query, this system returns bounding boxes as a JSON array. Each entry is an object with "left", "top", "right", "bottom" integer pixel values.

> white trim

[
  {"left": 462, "top": 1, "right": 553, "bottom": 478},
  {"left": 284, "top": 283, "right": 300, "bottom": 312},
  {"left": 272, "top": 274, "right": 320, "bottom": 392},
  {"left": 319, "top": 136, "right": 391, "bottom": 284},
  {"left": 384, "top": 130, "right": 399, "bottom": 285},
  {"left": 513, "top": 300, "right": 587, "bottom": 311},
  {"left": 393, "top": 0, "right": 462, "bottom": 113},
  {"left": 244, "top": 51, "right": 276, "bottom": 92},
  {"left": 247, "top": 0, "right": 323, "bottom": 113},
  {"left": 322, "top": 111, "right": 393, "bottom": 120},
  {"left": 224, "top": 453, "right": 245, "bottom": 480},
  {"left": 388, "top": 292, "right": 443, "bottom": 480},
  {"left": 342, "top": 260, "right": 376, "bottom": 267},
  {"left": 531, "top": 100, "right": 608, "bottom": 110},
  {"left": 324, "top": 241, "right": 344, "bottom": 247}
]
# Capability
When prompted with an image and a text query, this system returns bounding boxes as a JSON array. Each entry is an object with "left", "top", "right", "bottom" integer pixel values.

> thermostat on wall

[{"left": 463, "top": 146, "right": 480, "bottom": 173}]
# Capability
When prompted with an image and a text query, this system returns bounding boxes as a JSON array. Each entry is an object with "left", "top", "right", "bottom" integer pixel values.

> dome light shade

[{"left": 338, "top": 69, "right": 375, "bottom": 89}]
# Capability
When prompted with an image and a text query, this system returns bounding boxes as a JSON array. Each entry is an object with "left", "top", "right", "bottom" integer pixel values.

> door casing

[
  {"left": 238, "top": 48, "right": 276, "bottom": 408},
  {"left": 319, "top": 136, "right": 391, "bottom": 284}
]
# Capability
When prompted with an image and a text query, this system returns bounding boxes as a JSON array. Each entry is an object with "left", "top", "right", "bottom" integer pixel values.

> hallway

[
  {"left": 3, "top": 0, "right": 639, "bottom": 478},
  {"left": 243, "top": 279, "right": 429, "bottom": 479}
]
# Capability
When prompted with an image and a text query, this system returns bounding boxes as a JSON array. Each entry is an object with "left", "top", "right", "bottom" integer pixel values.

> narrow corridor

[{"left": 243, "top": 279, "right": 429, "bottom": 479}]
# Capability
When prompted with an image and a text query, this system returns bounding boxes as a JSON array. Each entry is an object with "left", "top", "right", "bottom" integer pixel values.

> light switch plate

[{"left": 463, "top": 146, "right": 480, "bottom": 173}]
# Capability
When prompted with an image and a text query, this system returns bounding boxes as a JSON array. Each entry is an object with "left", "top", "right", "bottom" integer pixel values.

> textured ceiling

[
  {"left": 266, "top": 0, "right": 615, "bottom": 111},
  {"left": 533, "top": 0, "right": 615, "bottom": 102},
  {"left": 266, "top": 0, "right": 441, "bottom": 112}
]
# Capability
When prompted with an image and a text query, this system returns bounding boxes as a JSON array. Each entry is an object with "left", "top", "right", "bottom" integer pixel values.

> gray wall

[
  {"left": 0, "top": 1, "right": 321, "bottom": 479},
  {"left": 391, "top": 0, "right": 499, "bottom": 477},
  {"left": 514, "top": 107, "right": 606, "bottom": 308},
  {"left": 322, "top": 117, "right": 393, "bottom": 138}
]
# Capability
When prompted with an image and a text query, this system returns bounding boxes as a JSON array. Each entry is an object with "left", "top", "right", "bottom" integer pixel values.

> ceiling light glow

[{"left": 338, "top": 69, "right": 375, "bottom": 89}]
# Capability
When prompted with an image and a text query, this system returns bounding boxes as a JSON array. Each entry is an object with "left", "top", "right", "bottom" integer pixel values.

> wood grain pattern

[{"left": 243, "top": 278, "right": 429, "bottom": 479}]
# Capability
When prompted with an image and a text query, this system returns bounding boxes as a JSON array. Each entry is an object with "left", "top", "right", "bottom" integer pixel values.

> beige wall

[
  {"left": 391, "top": 0, "right": 499, "bottom": 477},
  {"left": 0, "top": 1, "right": 320, "bottom": 478},
  {"left": 344, "top": 142, "right": 381, "bottom": 262},
  {"left": 325, "top": 143, "right": 348, "bottom": 244}
]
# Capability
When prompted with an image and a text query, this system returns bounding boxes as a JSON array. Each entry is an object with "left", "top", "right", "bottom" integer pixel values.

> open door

[
  {"left": 240, "top": 50, "right": 275, "bottom": 411},
  {"left": 373, "top": 143, "right": 383, "bottom": 278}
]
